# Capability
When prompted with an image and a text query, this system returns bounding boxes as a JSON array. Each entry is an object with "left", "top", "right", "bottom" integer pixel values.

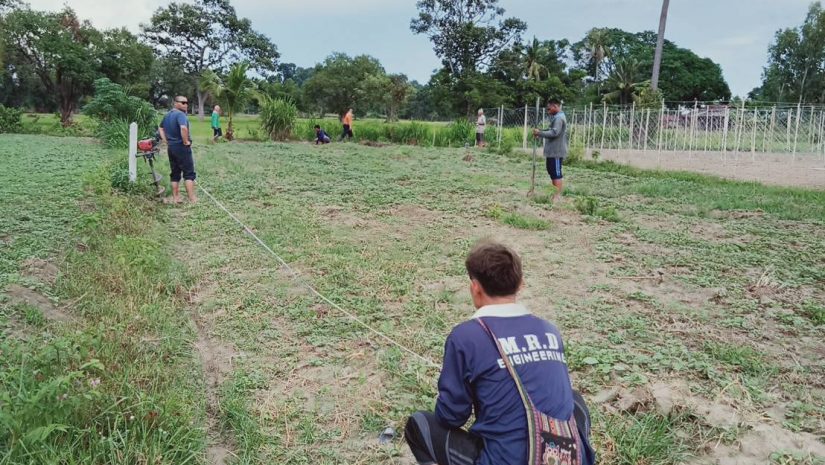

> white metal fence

[{"left": 482, "top": 102, "right": 825, "bottom": 163}]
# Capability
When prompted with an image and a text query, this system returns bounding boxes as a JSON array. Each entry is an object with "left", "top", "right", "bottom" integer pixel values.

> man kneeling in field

[{"left": 405, "top": 241, "right": 595, "bottom": 465}]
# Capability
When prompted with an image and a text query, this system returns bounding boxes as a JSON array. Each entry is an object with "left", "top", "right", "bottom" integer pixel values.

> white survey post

[{"left": 128, "top": 122, "right": 138, "bottom": 183}]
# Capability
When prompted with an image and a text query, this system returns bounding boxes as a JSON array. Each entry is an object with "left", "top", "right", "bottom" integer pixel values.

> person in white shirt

[{"left": 476, "top": 109, "right": 487, "bottom": 148}]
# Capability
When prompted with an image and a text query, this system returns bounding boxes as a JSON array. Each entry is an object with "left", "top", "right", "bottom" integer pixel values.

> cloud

[{"left": 27, "top": 0, "right": 165, "bottom": 30}]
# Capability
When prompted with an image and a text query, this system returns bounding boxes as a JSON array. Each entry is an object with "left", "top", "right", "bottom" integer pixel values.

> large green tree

[
  {"left": 573, "top": 28, "right": 729, "bottom": 102},
  {"left": 754, "top": 2, "right": 825, "bottom": 103},
  {"left": 147, "top": 56, "right": 194, "bottom": 107},
  {"left": 141, "top": 0, "right": 279, "bottom": 119},
  {"left": 98, "top": 28, "right": 155, "bottom": 98},
  {"left": 411, "top": 0, "right": 526, "bottom": 115},
  {"left": 488, "top": 39, "right": 581, "bottom": 107},
  {"left": 602, "top": 59, "right": 648, "bottom": 104},
  {"left": 1, "top": 7, "right": 101, "bottom": 125},
  {"left": 302, "top": 53, "right": 388, "bottom": 117}
]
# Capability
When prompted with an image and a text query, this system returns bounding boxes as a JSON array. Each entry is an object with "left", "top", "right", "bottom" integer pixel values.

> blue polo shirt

[
  {"left": 160, "top": 109, "right": 190, "bottom": 147},
  {"left": 435, "top": 303, "right": 593, "bottom": 465}
]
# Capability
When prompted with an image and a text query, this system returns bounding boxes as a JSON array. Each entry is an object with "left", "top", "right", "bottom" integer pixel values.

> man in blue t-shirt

[
  {"left": 158, "top": 96, "right": 197, "bottom": 203},
  {"left": 405, "top": 241, "right": 595, "bottom": 465}
]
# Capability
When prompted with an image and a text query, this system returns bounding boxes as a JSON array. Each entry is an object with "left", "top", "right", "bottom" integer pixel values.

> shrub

[
  {"left": 488, "top": 137, "right": 516, "bottom": 156},
  {"left": 0, "top": 104, "right": 23, "bottom": 133},
  {"left": 567, "top": 141, "right": 585, "bottom": 165},
  {"left": 260, "top": 97, "right": 298, "bottom": 141},
  {"left": 574, "top": 196, "right": 620, "bottom": 222},
  {"left": 84, "top": 78, "right": 157, "bottom": 148}
]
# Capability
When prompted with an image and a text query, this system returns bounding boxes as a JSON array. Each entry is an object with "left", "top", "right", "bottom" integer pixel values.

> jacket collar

[{"left": 472, "top": 303, "right": 531, "bottom": 319}]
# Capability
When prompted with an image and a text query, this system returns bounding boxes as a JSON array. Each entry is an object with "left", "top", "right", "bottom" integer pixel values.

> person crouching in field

[
  {"left": 315, "top": 125, "right": 331, "bottom": 144},
  {"left": 340, "top": 108, "right": 354, "bottom": 141},
  {"left": 405, "top": 241, "right": 595, "bottom": 465},
  {"left": 533, "top": 99, "right": 568, "bottom": 203}
]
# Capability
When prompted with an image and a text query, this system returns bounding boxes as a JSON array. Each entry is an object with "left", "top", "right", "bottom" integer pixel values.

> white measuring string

[{"left": 199, "top": 184, "right": 442, "bottom": 370}]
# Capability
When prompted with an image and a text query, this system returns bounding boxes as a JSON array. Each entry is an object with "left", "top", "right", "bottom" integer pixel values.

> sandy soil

[{"left": 591, "top": 149, "right": 825, "bottom": 190}]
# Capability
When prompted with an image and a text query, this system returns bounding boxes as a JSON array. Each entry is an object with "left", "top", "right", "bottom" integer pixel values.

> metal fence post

[
  {"left": 722, "top": 106, "right": 730, "bottom": 163},
  {"left": 793, "top": 103, "right": 802, "bottom": 161},
  {"left": 600, "top": 101, "right": 608, "bottom": 153},
  {"left": 750, "top": 107, "right": 758, "bottom": 161},
  {"left": 644, "top": 108, "right": 651, "bottom": 155}
]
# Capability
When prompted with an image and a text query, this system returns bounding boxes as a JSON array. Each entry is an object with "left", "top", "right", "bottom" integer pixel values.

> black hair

[{"left": 465, "top": 241, "right": 523, "bottom": 297}]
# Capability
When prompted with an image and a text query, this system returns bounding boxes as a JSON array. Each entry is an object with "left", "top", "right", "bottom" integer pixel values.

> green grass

[
  {"left": 703, "top": 342, "right": 770, "bottom": 377},
  {"left": 0, "top": 135, "right": 204, "bottom": 463},
  {"left": 600, "top": 413, "right": 689, "bottom": 465},
  {"left": 3, "top": 132, "right": 824, "bottom": 464},
  {"left": 486, "top": 205, "right": 550, "bottom": 230}
]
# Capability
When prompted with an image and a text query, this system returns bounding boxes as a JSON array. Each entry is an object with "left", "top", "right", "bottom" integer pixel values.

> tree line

[{"left": 2, "top": 0, "right": 822, "bottom": 127}]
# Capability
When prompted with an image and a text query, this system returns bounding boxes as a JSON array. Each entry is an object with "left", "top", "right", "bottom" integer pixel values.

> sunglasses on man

[{"left": 176, "top": 100, "right": 189, "bottom": 105}]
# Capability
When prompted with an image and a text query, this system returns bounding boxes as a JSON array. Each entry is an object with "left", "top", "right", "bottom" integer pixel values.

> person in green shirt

[{"left": 211, "top": 105, "right": 222, "bottom": 142}]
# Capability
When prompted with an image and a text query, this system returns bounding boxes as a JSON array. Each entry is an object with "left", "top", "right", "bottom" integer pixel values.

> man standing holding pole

[
  {"left": 533, "top": 99, "right": 568, "bottom": 203},
  {"left": 159, "top": 96, "right": 197, "bottom": 204}
]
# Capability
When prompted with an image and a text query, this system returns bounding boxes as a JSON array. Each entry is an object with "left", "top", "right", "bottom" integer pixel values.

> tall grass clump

[
  {"left": 260, "top": 97, "right": 298, "bottom": 141},
  {"left": 83, "top": 78, "right": 157, "bottom": 148},
  {"left": 441, "top": 119, "right": 475, "bottom": 147}
]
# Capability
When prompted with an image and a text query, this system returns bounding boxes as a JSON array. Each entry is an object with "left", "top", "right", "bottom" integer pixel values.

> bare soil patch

[
  {"left": 21, "top": 258, "right": 59, "bottom": 286},
  {"left": 5, "top": 284, "right": 71, "bottom": 323},
  {"left": 191, "top": 295, "right": 241, "bottom": 465},
  {"left": 594, "top": 149, "right": 825, "bottom": 190}
]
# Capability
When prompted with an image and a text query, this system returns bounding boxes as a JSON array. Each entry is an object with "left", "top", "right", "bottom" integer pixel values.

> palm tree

[
  {"left": 200, "top": 62, "right": 257, "bottom": 140},
  {"left": 523, "top": 37, "right": 548, "bottom": 82},
  {"left": 603, "top": 60, "right": 648, "bottom": 105},
  {"left": 651, "top": 0, "right": 670, "bottom": 91},
  {"left": 583, "top": 28, "right": 611, "bottom": 82}
]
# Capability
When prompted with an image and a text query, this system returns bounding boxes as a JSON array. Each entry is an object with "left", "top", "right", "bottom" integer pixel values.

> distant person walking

[
  {"left": 476, "top": 109, "right": 487, "bottom": 147},
  {"left": 158, "top": 96, "right": 197, "bottom": 204},
  {"left": 533, "top": 99, "right": 568, "bottom": 203},
  {"left": 340, "top": 108, "right": 354, "bottom": 141},
  {"left": 211, "top": 105, "right": 222, "bottom": 142}
]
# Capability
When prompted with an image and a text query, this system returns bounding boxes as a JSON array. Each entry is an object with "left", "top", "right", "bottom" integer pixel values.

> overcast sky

[{"left": 27, "top": 0, "right": 818, "bottom": 96}]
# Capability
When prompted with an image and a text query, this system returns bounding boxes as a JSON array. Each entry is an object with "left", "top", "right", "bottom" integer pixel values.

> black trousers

[
  {"left": 405, "top": 392, "right": 592, "bottom": 465},
  {"left": 341, "top": 124, "right": 353, "bottom": 140},
  {"left": 167, "top": 145, "right": 196, "bottom": 182}
]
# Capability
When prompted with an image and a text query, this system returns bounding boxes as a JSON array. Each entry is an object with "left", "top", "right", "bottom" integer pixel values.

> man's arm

[
  {"left": 158, "top": 127, "right": 168, "bottom": 144},
  {"left": 434, "top": 336, "right": 473, "bottom": 428},
  {"left": 534, "top": 116, "right": 564, "bottom": 139},
  {"left": 178, "top": 113, "right": 191, "bottom": 146},
  {"left": 181, "top": 126, "right": 191, "bottom": 146}
]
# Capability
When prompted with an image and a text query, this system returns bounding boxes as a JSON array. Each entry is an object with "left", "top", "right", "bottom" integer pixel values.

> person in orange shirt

[{"left": 340, "top": 108, "right": 354, "bottom": 141}]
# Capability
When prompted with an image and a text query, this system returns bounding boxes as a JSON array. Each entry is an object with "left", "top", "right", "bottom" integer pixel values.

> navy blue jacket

[{"left": 435, "top": 303, "right": 592, "bottom": 465}]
